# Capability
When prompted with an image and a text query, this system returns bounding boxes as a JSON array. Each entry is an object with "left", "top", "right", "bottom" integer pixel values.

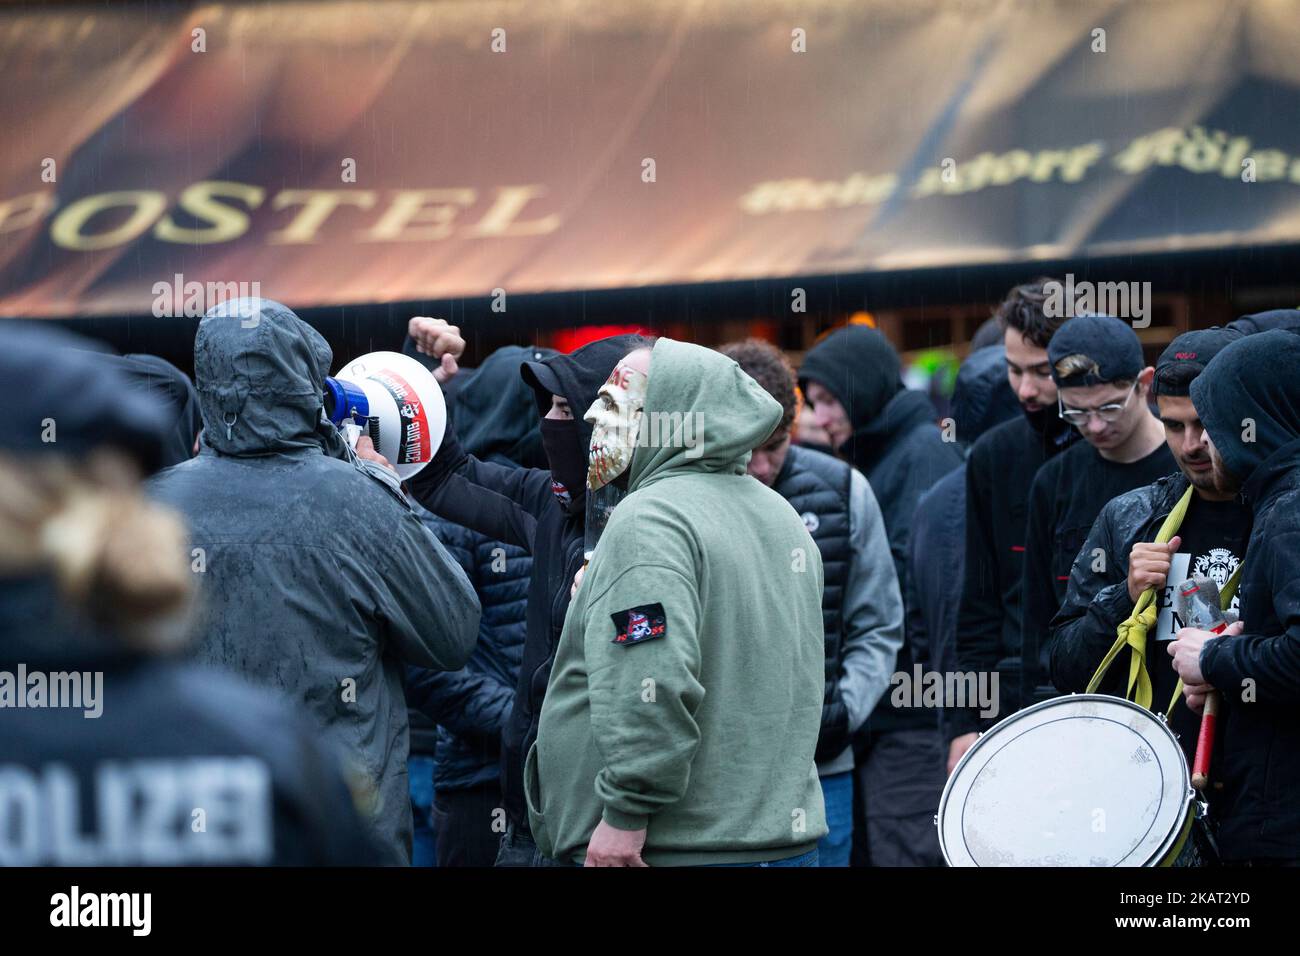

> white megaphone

[{"left": 323, "top": 350, "right": 446, "bottom": 480}]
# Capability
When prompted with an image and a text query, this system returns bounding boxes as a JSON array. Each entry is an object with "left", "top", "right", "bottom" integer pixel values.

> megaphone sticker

[{"left": 365, "top": 366, "right": 430, "bottom": 465}]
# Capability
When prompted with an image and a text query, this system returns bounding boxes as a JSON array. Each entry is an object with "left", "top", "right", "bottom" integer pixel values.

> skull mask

[{"left": 585, "top": 358, "right": 649, "bottom": 490}]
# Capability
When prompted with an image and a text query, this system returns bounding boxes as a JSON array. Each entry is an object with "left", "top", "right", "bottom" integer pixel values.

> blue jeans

[
  {"left": 703, "top": 848, "right": 819, "bottom": 867},
  {"left": 817, "top": 771, "right": 854, "bottom": 867},
  {"left": 408, "top": 755, "right": 437, "bottom": 868}
]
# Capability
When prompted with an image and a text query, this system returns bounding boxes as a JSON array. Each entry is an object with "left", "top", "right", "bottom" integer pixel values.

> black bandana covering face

[{"left": 539, "top": 417, "right": 587, "bottom": 514}]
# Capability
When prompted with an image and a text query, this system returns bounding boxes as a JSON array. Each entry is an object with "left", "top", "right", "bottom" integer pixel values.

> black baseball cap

[
  {"left": 520, "top": 353, "right": 564, "bottom": 414},
  {"left": 1047, "top": 314, "right": 1144, "bottom": 388},
  {"left": 1153, "top": 327, "right": 1244, "bottom": 397}
]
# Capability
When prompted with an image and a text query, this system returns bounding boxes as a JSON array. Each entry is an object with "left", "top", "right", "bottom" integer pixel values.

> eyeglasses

[{"left": 1058, "top": 381, "right": 1138, "bottom": 426}]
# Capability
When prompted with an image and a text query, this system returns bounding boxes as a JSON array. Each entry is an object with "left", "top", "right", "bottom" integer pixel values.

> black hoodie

[
  {"left": 1191, "top": 330, "right": 1300, "bottom": 861},
  {"left": 405, "top": 345, "right": 552, "bottom": 776},
  {"left": 799, "top": 326, "right": 962, "bottom": 586},
  {"left": 407, "top": 333, "right": 646, "bottom": 830},
  {"left": 800, "top": 326, "right": 962, "bottom": 732},
  {"left": 460, "top": 346, "right": 556, "bottom": 469}
]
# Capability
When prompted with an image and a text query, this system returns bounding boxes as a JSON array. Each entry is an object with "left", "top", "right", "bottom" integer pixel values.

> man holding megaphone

[{"left": 150, "top": 298, "right": 482, "bottom": 866}]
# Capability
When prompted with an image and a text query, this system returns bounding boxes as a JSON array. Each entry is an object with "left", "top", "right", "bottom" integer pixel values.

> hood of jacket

[
  {"left": 626, "top": 338, "right": 782, "bottom": 493},
  {"left": 951, "top": 345, "right": 1021, "bottom": 449},
  {"left": 798, "top": 325, "right": 903, "bottom": 434},
  {"left": 112, "top": 353, "right": 203, "bottom": 470},
  {"left": 193, "top": 297, "right": 344, "bottom": 458},
  {"left": 1226, "top": 308, "right": 1300, "bottom": 336},
  {"left": 456, "top": 345, "right": 555, "bottom": 468},
  {"left": 1191, "top": 329, "right": 1300, "bottom": 502},
  {"left": 841, "top": 388, "right": 938, "bottom": 470}
]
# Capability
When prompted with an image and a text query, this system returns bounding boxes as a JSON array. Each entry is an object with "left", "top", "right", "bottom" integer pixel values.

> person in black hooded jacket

[
  {"left": 405, "top": 344, "right": 555, "bottom": 867},
  {"left": 150, "top": 299, "right": 480, "bottom": 866},
  {"left": 399, "top": 316, "right": 650, "bottom": 866},
  {"left": 1170, "top": 330, "right": 1300, "bottom": 863},
  {"left": 798, "top": 324, "right": 962, "bottom": 866},
  {"left": 947, "top": 281, "right": 1079, "bottom": 768}
]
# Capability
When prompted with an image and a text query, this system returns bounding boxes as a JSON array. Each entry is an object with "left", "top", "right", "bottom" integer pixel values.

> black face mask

[{"left": 539, "top": 417, "right": 588, "bottom": 515}]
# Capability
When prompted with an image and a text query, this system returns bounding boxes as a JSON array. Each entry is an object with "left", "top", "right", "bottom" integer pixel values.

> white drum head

[{"left": 939, "top": 695, "right": 1192, "bottom": 866}]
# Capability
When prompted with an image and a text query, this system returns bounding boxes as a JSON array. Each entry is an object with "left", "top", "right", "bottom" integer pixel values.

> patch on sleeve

[{"left": 611, "top": 603, "right": 667, "bottom": 646}]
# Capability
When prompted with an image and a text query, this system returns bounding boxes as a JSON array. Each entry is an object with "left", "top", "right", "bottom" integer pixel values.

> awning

[{"left": 3, "top": 0, "right": 1300, "bottom": 318}]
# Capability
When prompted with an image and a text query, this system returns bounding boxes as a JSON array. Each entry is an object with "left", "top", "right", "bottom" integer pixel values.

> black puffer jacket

[
  {"left": 407, "top": 334, "right": 646, "bottom": 829},
  {"left": 1191, "top": 330, "right": 1300, "bottom": 861},
  {"left": 772, "top": 445, "right": 853, "bottom": 764},
  {"left": 411, "top": 518, "right": 529, "bottom": 792}
]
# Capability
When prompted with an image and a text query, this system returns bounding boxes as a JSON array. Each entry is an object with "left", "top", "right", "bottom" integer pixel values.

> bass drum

[{"left": 938, "top": 694, "right": 1198, "bottom": 866}]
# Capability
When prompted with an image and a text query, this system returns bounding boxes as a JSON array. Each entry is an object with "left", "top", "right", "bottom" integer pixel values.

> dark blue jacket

[
  {"left": 408, "top": 514, "right": 530, "bottom": 792},
  {"left": 908, "top": 466, "right": 967, "bottom": 742}
]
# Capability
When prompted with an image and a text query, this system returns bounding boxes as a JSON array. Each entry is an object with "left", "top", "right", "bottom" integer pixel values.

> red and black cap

[{"left": 1153, "top": 327, "right": 1244, "bottom": 397}]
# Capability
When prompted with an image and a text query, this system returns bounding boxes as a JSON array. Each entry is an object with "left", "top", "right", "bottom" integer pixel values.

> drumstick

[
  {"left": 1175, "top": 576, "right": 1229, "bottom": 791},
  {"left": 1191, "top": 689, "right": 1220, "bottom": 789}
]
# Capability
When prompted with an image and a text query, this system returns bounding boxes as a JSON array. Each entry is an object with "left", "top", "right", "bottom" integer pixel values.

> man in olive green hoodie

[{"left": 526, "top": 338, "right": 828, "bottom": 866}]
